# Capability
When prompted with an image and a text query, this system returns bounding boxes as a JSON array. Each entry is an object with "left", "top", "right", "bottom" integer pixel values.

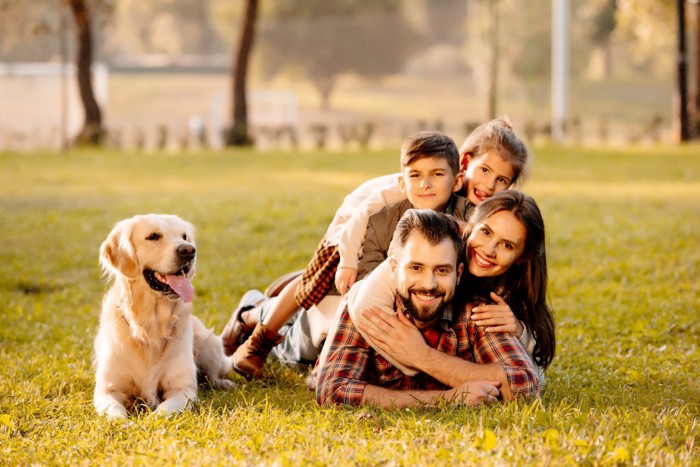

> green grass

[{"left": 1, "top": 144, "right": 698, "bottom": 465}]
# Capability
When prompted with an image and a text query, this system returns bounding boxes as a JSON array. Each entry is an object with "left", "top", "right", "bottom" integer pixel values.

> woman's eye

[{"left": 146, "top": 233, "right": 161, "bottom": 241}]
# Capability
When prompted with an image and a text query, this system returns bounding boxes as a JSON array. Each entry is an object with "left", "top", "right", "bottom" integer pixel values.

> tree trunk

[
  {"left": 67, "top": 0, "right": 104, "bottom": 146},
  {"left": 226, "top": 0, "right": 258, "bottom": 146},
  {"left": 694, "top": 1, "right": 700, "bottom": 137}
]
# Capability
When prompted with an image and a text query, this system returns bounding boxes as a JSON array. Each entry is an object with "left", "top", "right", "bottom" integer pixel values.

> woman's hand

[
  {"left": 471, "top": 292, "right": 524, "bottom": 337},
  {"left": 335, "top": 267, "right": 358, "bottom": 295},
  {"left": 356, "top": 306, "right": 427, "bottom": 368}
]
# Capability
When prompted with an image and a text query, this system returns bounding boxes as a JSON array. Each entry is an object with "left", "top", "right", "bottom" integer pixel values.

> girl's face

[
  {"left": 467, "top": 210, "right": 526, "bottom": 278},
  {"left": 464, "top": 150, "right": 515, "bottom": 205}
]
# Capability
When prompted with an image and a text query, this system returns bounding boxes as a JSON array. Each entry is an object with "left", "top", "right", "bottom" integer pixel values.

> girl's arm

[{"left": 335, "top": 178, "right": 406, "bottom": 294}]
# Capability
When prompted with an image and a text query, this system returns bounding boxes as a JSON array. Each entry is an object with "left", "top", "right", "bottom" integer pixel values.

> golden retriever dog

[{"left": 94, "top": 214, "right": 234, "bottom": 419}]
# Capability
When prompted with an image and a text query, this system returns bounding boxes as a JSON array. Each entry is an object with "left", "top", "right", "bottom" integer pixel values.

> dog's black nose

[{"left": 177, "top": 244, "right": 196, "bottom": 260}]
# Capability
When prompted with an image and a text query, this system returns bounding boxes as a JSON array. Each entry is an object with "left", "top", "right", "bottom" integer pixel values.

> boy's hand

[
  {"left": 335, "top": 267, "right": 358, "bottom": 295},
  {"left": 471, "top": 292, "right": 523, "bottom": 336}
]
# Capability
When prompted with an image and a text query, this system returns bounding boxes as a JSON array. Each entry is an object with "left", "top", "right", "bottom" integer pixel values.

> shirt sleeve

[
  {"left": 356, "top": 214, "right": 391, "bottom": 280},
  {"left": 337, "top": 180, "right": 406, "bottom": 270},
  {"left": 316, "top": 307, "right": 371, "bottom": 406},
  {"left": 470, "top": 319, "right": 541, "bottom": 400}
]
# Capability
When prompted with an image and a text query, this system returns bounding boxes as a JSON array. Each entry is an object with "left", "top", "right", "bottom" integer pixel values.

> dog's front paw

[
  {"left": 100, "top": 403, "right": 128, "bottom": 420},
  {"left": 213, "top": 378, "right": 236, "bottom": 390}
]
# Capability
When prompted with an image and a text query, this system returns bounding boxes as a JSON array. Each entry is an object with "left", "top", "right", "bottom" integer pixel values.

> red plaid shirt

[{"left": 317, "top": 300, "right": 541, "bottom": 406}]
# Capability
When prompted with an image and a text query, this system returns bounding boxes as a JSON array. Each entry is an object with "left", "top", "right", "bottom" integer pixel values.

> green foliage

[{"left": 0, "top": 144, "right": 698, "bottom": 465}]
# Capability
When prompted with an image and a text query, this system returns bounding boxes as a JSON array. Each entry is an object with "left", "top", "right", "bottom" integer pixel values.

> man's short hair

[
  {"left": 392, "top": 209, "right": 464, "bottom": 261},
  {"left": 400, "top": 132, "right": 460, "bottom": 175}
]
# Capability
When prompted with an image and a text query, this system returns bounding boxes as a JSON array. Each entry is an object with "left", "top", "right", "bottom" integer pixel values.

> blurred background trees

[{"left": 0, "top": 0, "right": 696, "bottom": 149}]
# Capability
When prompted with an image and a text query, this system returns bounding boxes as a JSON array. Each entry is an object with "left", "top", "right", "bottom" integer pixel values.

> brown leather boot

[
  {"left": 221, "top": 289, "right": 265, "bottom": 356},
  {"left": 232, "top": 323, "right": 284, "bottom": 380}
]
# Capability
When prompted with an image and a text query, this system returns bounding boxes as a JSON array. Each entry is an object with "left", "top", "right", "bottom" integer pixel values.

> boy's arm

[{"left": 337, "top": 177, "right": 405, "bottom": 271}]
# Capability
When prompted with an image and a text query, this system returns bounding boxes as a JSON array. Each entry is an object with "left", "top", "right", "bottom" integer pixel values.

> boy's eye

[{"left": 146, "top": 232, "right": 161, "bottom": 241}]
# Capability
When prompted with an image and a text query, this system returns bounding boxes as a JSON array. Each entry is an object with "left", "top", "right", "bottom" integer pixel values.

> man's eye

[{"left": 146, "top": 232, "right": 161, "bottom": 241}]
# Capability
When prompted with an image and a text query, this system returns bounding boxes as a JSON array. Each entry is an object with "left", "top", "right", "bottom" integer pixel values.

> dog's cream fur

[{"left": 94, "top": 214, "right": 234, "bottom": 419}]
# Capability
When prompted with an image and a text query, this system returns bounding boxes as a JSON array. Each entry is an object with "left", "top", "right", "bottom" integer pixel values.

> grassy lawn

[{"left": 0, "top": 143, "right": 698, "bottom": 465}]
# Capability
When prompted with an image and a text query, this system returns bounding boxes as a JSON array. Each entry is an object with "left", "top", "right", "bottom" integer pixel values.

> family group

[{"left": 221, "top": 119, "right": 555, "bottom": 409}]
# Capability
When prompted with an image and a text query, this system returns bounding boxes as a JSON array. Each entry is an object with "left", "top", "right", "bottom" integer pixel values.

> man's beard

[{"left": 398, "top": 287, "right": 448, "bottom": 323}]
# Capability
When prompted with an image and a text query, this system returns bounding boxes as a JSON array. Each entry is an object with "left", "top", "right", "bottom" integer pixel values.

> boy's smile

[{"left": 399, "top": 157, "right": 463, "bottom": 212}]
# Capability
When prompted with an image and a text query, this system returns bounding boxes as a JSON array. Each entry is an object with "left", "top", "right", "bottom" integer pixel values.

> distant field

[
  {"left": 0, "top": 144, "right": 698, "bottom": 465},
  {"left": 1, "top": 69, "right": 674, "bottom": 151}
]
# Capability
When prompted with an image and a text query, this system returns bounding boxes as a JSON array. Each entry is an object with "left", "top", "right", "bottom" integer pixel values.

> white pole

[{"left": 551, "top": 0, "right": 569, "bottom": 143}]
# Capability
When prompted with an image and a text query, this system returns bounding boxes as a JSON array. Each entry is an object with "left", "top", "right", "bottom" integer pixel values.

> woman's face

[{"left": 466, "top": 210, "right": 527, "bottom": 278}]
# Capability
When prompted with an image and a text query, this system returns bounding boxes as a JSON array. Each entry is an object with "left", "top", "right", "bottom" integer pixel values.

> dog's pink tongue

[{"left": 165, "top": 275, "right": 194, "bottom": 303}]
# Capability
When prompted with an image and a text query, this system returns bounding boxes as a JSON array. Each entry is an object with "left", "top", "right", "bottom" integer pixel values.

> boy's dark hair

[
  {"left": 400, "top": 132, "right": 460, "bottom": 175},
  {"left": 392, "top": 209, "right": 464, "bottom": 261}
]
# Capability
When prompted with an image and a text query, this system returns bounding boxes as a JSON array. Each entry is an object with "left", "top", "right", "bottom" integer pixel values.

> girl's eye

[
  {"left": 146, "top": 232, "right": 161, "bottom": 241},
  {"left": 497, "top": 177, "right": 507, "bottom": 184},
  {"left": 480, "top": 227, "right": 490, "bottom": 236},
  {"left": 481, "top": 167, "right": 489, "bottom": 173}
]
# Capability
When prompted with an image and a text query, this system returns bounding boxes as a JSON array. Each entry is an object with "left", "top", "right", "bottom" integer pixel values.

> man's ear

[
  {"left": 99, "top": 217, "right": 139, "bottom": 280},
  {"left": 389, "top": 255, "right": 398, "bottom": 273},
  {"left": 456, "top": 262, "right": 464, "bottom": 284},
  {"left": 452, "top": 172, "right": 464, "bottom": 193}
]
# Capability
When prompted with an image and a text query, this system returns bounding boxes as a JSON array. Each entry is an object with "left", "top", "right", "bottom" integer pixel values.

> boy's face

[
  {"left": 464, "top": 149, "right": 515, "bottom": 205},
  {"left": 399, "top": 156, "right": 463, "bottom": 211}
]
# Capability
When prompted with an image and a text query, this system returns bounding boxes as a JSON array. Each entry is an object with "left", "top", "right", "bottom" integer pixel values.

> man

[{"left": 316, "top": 209, "right": 540, "bottom": 408}]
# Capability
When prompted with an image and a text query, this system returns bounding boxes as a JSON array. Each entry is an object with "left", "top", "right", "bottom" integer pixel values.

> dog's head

[{"left": 100, "top": 214, "right": 197, "bottom": 302}]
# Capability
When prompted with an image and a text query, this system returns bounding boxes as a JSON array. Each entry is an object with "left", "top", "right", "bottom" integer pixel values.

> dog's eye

[
  {"left": 146, "top": 232, "right": 161, "bottom": 241},
  {"left": 182, "top": 233, "right": 188, "bottom": 241}
]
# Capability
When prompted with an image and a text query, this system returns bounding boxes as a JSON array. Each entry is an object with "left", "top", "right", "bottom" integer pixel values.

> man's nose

[{"left": 419, "top": 272, "right": 438, "bottom": 289}]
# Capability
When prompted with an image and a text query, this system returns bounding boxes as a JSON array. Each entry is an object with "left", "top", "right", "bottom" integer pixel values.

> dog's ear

[{"left": 100, "top": 217, "right": 139, "bottom": 279}]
